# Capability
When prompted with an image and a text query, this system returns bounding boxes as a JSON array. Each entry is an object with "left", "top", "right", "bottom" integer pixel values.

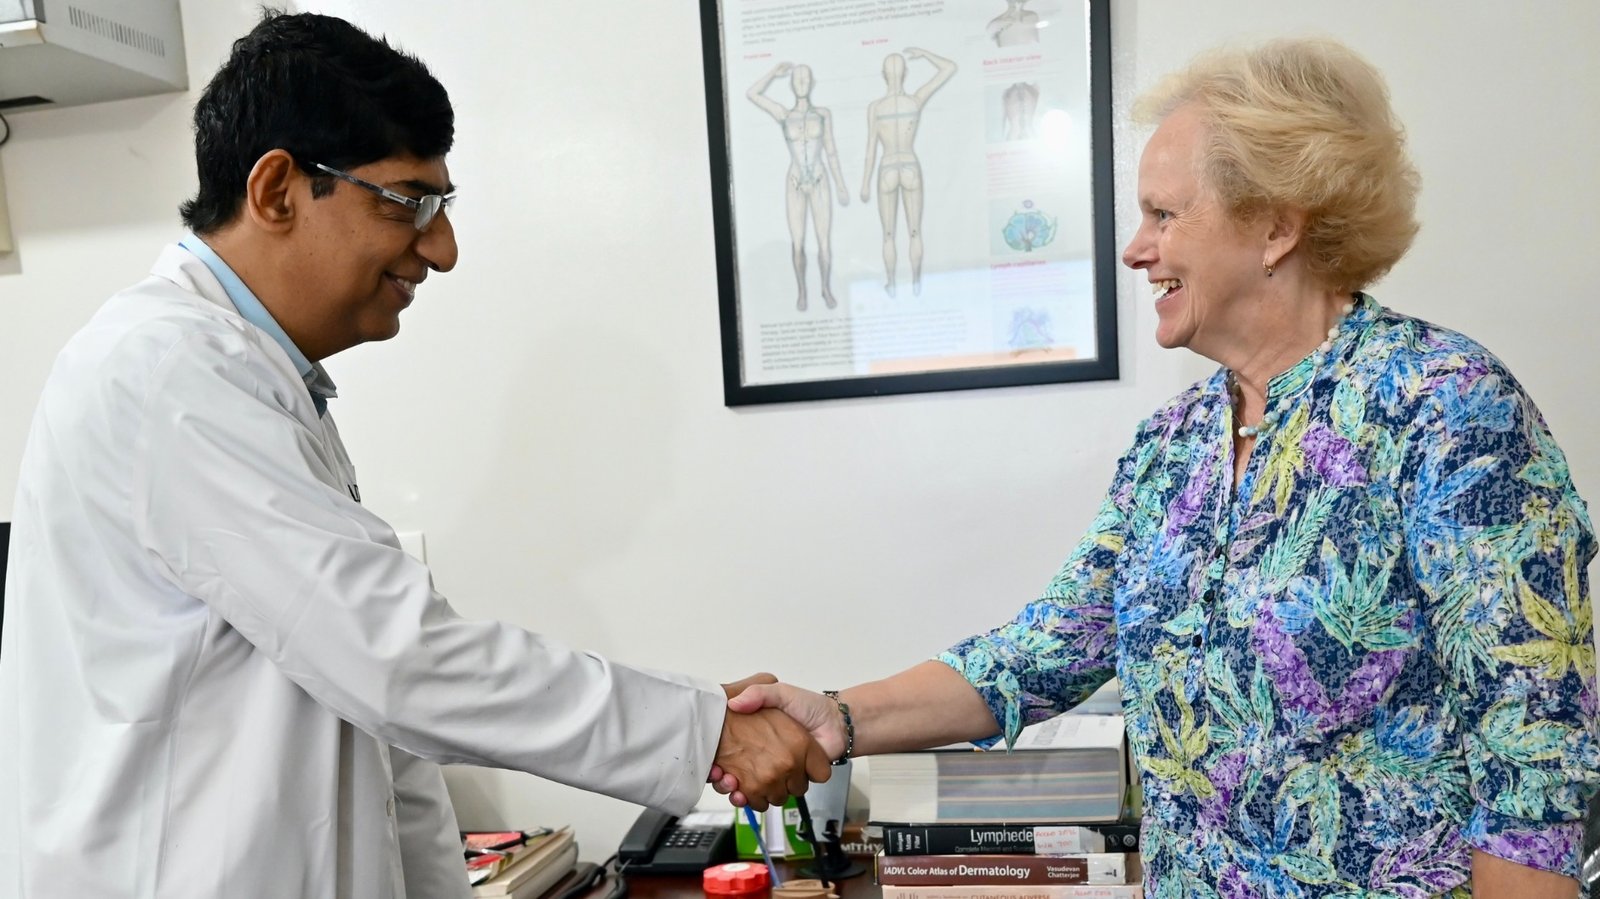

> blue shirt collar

[{"left": 179, "top": 234, "right": 337, "bottom": 416}]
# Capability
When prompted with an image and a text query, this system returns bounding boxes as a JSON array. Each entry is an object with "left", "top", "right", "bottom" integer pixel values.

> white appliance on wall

[{"left": 0, "top": 0, "right": 187, "bottom": 111}]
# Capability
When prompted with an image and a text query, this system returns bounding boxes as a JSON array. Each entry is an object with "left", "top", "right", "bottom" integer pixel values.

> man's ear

[
  {"left": 242, "top": 149, "right": 302, "bottom": 233},
  {"left": 1262, "top": 205, "right": 1308, "bottom": 272}
]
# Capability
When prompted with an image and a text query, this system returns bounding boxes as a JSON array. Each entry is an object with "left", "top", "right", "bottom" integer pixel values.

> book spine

[
  {"left": 842, "top": 822, "right": 886, "bottom": 859},
  {"left": 876, "top": 854, "right": 1128, "bottom": 885},
  {"left": 880, "top": 886, "right": 1141, "bottom": 899},
  {"left": 882, "top": 826, "right": 1036, "bottom": 856},
  {"left": 882, "top": 825, "right": 1136, "bottom": 856},
  {"left": 1095, "top": 825, "right": 1140, "bottom": 853}
]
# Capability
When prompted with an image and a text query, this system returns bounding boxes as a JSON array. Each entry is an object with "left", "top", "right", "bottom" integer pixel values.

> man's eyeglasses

[{"left": 313, "top": 162, "right": 456, "bottom": 232}]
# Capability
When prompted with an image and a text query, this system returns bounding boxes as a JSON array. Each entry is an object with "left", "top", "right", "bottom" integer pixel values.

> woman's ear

[
  {"left": 1262, "top": 206, "right": 1308, "bottom": 271},
  {"left": 242, "top": 149, "right": 301, "bottom": 233}
]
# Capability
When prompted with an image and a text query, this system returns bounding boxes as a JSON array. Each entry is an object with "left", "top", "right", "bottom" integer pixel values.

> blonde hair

[{"left": 1134, "top": 38, "right": 1420, "bottom": 291}]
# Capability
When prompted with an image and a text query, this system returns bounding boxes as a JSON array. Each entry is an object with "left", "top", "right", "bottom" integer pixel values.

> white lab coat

[{"left": 0, "top": 246, "right": 727, "bottom": 898}]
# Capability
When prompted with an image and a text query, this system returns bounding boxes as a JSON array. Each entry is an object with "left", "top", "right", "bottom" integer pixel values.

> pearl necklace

[{"left": 1233, "top": 301, "right": 1356, "bottom": 440}]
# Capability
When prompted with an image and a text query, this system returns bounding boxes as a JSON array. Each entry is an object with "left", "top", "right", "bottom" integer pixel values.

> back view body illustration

[
  {"left": 1003, "top": 82, "right": 1039, "bottom": 139},
  {"left": 860, "top": 48, "right": 957, "bottom": 298},
  {"left": 748, "top": 62, "right": 849, "bottom": 311}
]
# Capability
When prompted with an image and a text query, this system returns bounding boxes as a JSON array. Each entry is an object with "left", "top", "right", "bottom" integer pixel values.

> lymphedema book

[{"left": 881, "top": 823, "right": 1143, "bottom": 857}]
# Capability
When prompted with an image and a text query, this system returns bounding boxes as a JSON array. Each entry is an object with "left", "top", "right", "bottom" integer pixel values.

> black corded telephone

[{"left": 616, "top": 808, "right": 735, "bottom": 875}]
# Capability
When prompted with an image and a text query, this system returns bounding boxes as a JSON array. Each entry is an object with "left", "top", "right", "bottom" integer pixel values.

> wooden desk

[{"left": 624, "top": 861, "right": 880, "bottom": 899}]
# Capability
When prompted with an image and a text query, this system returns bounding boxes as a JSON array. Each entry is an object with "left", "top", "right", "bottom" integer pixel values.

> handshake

[{"left": 707, "top": 674, "right": 845, "bottom": 811}]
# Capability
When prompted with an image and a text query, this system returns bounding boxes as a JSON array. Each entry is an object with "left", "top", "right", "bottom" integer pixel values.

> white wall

[{"left": 1, "top": 0, "right": 1596, "bottom": 861}]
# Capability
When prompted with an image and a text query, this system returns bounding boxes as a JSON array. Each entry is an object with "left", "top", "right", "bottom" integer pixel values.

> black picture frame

[
  {"left": 700, "top": 0, "right": 1117, "bottom": 406},
  {"left": 0, "top": 522, "right": 9, "bottom": 658}
]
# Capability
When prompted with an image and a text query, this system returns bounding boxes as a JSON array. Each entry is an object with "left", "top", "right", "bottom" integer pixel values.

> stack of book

[
  {"left": 465, "top": 827, "right": 579, "bottom": 899},
  {"left": 874, "top": 823, "right": 1141, "bottom": 899},
  {"left": 869, "top": 712, "right": 1127, "bottom": 826},
  {"left": 868, "top": 682, "right": 1141, "bottom": 898}
]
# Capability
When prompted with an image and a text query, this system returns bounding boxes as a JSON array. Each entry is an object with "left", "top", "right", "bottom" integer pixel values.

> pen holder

[{"left": 773, "top": 879, "right": 837, "bottom": 899}]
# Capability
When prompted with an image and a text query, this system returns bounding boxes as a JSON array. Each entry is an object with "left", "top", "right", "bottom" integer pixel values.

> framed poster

[{"left": 701, "top": 0, "right": 1116, "bottom": 406}]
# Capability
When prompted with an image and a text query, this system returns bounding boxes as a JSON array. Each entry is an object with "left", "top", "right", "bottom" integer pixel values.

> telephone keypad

[{"left": 664, "top": 829, "right": 719, "bottom": 849}]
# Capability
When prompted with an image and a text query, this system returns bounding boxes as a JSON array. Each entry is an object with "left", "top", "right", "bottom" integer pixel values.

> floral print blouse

[{"left": 942, "top": 295, "right": 1599, "bottom": 897}]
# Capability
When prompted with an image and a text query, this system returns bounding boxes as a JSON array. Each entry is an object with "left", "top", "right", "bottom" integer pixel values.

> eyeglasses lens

[{"left": 414, "top": 195, "right": 442, "bottom": 231}]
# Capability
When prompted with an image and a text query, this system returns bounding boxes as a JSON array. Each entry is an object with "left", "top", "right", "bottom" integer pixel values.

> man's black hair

[{"left": 179, "top": 9, "right": 454, "bottom": 234}]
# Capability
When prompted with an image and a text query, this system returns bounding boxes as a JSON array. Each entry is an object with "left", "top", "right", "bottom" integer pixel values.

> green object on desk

[{"left": 733, "top": 798, "right": 815, "bottom": 861}]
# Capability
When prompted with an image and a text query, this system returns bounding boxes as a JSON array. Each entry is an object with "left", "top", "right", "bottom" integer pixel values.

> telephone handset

[{"left": 617, "top": 808, "right": 735, "bottom": 875}]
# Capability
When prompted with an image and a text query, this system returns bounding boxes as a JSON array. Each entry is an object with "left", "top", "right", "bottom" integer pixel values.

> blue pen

[{"left": 743, "top": 806, "right": 783, "bottom": 886}]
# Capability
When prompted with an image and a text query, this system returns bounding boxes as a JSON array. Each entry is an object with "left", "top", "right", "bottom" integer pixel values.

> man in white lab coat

[{"left": 0, "top": 12, "right": 827, "bottom": 899}]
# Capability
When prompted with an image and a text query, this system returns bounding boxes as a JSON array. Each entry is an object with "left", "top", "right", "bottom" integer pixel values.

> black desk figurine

[{"left": 794, "top": 796, "right": 866, "bottom": 885}]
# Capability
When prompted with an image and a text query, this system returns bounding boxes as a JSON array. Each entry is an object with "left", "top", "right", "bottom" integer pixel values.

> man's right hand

[
  {"left": 713, "top": 683, "right": 848, "bottom": 808},
  {"left": 713, "top": 701, "right": 832, "bottom": 812}
]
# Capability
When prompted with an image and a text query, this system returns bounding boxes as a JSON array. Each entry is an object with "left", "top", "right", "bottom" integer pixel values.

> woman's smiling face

[{"left": 1121, "top": 104, "right": 1270, "bottom": 359}]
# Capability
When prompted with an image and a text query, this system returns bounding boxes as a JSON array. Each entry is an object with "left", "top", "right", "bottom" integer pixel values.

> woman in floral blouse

[{"left": 721, "top": 38, "right": 1598, "bottom": 898}]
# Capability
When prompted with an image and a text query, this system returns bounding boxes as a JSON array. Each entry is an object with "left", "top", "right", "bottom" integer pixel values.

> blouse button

[{"left": 1192, "top": 635, "right": 1203, "bottom": 649}]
